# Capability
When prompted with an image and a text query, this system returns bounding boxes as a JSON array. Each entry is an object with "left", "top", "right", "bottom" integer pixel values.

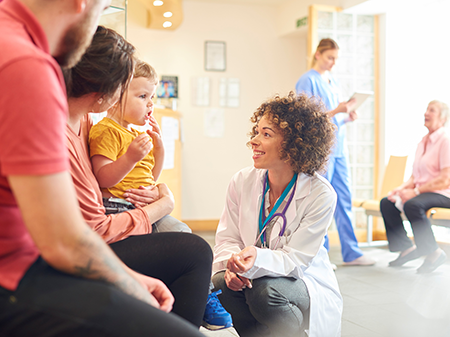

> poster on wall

[
  {"left": 157, "top": 75, "right": 178, "bottom": 99},
  {"left": 192, "top": 77, "right": 211, "bottom": 106},
  {"left": 219, "top": 78, "right": 240, "bottom": 108},
  {"left": 204, "top": 108, "right": 225, "bottom": 138},
  {"left": 205, "top": 41, "right": 226, "bottom": 72}
]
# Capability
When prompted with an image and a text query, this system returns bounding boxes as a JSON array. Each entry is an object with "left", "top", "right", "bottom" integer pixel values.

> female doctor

[{"left": 212, "top": 92, "right": 343, "bottom": 337}]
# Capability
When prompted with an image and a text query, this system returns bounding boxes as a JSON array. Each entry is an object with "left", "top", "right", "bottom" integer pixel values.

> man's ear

[{"left": 74, "top": 0, "right": 87, "bottom": 14}]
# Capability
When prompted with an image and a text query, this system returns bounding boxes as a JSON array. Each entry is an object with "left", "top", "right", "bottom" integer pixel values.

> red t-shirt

[{"left": 0, "top": 0, "right": 69, "bottom": 290}]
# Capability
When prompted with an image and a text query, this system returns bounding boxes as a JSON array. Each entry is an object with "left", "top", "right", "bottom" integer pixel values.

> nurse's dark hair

[
  {"left": 311, "top": 38, "right": 339, "bottom": 67},
  {"left": 248, "top": 91, "right": 336, "bottom": 176},
  {"left": 63, "top": 26, "right": 135, "bottom": 101}
]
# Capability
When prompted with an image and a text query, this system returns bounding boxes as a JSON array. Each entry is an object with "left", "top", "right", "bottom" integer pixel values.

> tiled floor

[{"left": 196, "top": 231, "right": 450, "bottom": 337}]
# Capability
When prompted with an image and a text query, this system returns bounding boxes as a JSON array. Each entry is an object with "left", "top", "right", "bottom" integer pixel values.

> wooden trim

[
  {"left": 328, "top": 229, "right": 386, "bottom": 245},
  {"left": 183, "top": 219, "right": 390, "bottom": 245},
  {"left": 308, "top": 5, "right": 343, "bottom": 71},
  {"left": 373, "top": 15, "right": 381, "bottom": 230},
  {"left": 374, "top": 15, "right": 380, "bottom": 199},
  {"left": 307, "top": 5, "right": 317, "bottom": 67},
  {"left": 184, "top": 219, "right": 219, "bottom": 232},
  {"left": 312, "top": 4, "right": 342, "bottom": 12}
]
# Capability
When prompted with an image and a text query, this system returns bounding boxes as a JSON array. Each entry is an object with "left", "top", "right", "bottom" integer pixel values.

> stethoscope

[{"left": 255, "top": 172, "right": 298, "bottom": 249}]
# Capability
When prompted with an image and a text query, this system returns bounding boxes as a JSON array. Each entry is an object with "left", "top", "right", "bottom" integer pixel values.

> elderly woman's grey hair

[{"left": 429, "top": 100, "right": 450, "bottom": 126}]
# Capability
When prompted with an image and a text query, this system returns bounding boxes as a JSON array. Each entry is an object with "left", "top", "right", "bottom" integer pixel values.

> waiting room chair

[
  {"left": 355, "top": 155, "right": 408, "bottom": 246},
  {"left": 429, "top": 208, "right": 450, "bottom": 228}
]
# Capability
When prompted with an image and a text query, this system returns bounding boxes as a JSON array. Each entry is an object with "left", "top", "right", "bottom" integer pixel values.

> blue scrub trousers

[{"left": 324, "top": 155, "right": 363, "bottom": 262}]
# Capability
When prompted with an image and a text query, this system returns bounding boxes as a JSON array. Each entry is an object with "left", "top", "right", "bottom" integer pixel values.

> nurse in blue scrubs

[{"left": 295, "top": 38, "right": 375, "bottom": 265}]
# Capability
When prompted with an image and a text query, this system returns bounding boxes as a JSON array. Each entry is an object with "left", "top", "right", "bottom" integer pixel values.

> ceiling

[{"left": 184, "top": 0, "right": 294, "bottom": 6}]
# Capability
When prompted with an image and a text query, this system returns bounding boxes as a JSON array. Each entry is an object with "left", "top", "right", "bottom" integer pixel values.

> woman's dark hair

[
  {"left": 248, "top": 91, "right": 336, "bottom": 175},
  {"left": 63, "top": 26, "right": 135, "bottom": 101}
]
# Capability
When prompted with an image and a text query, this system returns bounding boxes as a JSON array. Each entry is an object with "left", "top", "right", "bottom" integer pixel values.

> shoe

[
  {"left": 331, "top": 263, "right": 337, "bottom": 271},
  {"left": 417, "top": 251, "right": 447, "bottom": 274},
  {"left": 202, "top": 290, "right": 233, "bottom": 331},
  {"left": 389, "top": 249, "right": 420, "bottom": 267},
  {"left": 344, "top": 255, "right": 376, "bottom": 266}
]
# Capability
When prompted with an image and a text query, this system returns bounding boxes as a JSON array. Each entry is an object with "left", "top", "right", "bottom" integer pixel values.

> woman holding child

[
  {"left": 64, "top": 26, "right": 213, "bottom": 330},
  {"left": 212, "top": 92, "right": 343, "bottom": 337}
]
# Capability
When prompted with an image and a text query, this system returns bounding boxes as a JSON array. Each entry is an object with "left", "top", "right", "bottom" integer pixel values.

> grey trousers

[
  {"left": 152, "top": 215, "right": 192, "bottom": 233},
  {"left": 212, "top": 271, "right": 310, "bottom": 337}
]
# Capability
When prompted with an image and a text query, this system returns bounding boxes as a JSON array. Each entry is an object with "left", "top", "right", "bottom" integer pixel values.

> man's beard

[{"left": 53, "top": 7, "right": 98, "bottom": 68}]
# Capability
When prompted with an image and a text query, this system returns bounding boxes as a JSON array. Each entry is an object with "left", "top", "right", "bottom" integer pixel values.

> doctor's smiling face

[{"left": 250, "top": 115, "right": 289, "bottom": 172}]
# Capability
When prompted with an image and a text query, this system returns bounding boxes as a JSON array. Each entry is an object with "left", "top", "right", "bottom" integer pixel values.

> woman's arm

[
  {"left": 9, "top": 172, "right": 157, "bottom": 306},
  {"left": 398, "top": 167, "right": 450, "bottom": 202},
  {"left": 123, "top": 185, "right": 160, "bottom": 207},
  {"left": 92, "top": 133, "right": 153, "bottom": 188},
  {"left": 387, "top": 175, "right": 415, "bottom": 202},
  {"left": 328, "top": 98, "right": 357, "bottom": 118}
]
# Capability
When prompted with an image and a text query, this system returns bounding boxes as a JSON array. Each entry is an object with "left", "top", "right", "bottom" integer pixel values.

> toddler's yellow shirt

[{"left": 88, "top": 117, "right": 156, "bottom": 199}]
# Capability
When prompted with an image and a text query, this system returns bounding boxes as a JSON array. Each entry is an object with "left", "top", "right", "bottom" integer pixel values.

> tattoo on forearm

[{"left": 70, "top": 228, "right": 148, "bottom": 302}]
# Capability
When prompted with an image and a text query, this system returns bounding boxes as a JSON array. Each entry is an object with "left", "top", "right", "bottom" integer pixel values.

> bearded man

[{"left": 0, "top": 1, "right": 205, "bottom": 336}]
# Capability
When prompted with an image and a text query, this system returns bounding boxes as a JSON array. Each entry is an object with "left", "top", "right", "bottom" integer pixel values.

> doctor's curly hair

[{"left": 248, "top": 91, "right": 336, "bottom": 176}]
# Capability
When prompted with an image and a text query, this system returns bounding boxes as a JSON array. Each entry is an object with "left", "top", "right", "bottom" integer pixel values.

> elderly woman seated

[{"left": 380, "top": 100, "right": 449, "bottom": 273}]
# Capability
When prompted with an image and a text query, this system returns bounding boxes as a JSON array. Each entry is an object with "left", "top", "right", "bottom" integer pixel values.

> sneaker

[{"left": 202, "top": 290, "right": 233, "bottom": 331}]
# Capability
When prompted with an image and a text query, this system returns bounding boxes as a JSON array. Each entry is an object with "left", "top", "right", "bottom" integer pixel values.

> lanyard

[{"left": 258, "top": 172, "right": 298, "bottom": 248}]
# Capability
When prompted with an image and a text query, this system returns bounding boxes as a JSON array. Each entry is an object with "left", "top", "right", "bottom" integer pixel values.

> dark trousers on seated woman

[
  {"left": 380, "top": 193, "right": 450, "bottom": 255},
  {"left": 110, "top": 232, "right": 212, "bottom": 327},
  {"left": 212, "top": 271, "right": 310, "bottom": 337}
]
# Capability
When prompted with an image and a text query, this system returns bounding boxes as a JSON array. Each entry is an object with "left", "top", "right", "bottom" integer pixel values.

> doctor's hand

[
  {"left": 224, "top": 269, "right": 252, "bottom": 291},
  {"left": 227, "top": 246, "right": 257, "bottom": 274}
]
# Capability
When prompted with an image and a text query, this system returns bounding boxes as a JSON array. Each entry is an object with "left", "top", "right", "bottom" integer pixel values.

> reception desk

[{"left": 153, "top": 108, "right": 182, "bottom": 220}]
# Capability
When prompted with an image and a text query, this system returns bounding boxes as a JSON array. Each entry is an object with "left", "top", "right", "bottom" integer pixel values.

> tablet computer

[{"left": 348, "top": 92, "right": 372, "bottom": 112}]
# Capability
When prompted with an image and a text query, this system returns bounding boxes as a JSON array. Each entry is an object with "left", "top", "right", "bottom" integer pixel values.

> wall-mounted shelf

[{"left": 100, "top": 0, "right": 127, "bottom": 38}]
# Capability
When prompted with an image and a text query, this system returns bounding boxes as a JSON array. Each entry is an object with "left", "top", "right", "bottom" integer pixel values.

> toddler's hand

[
  {"left": 146, "top": 115, "right": 163, "bottom": 150},
  {"left": 126, "top": 133, "right": 153, "bottom": 163}
]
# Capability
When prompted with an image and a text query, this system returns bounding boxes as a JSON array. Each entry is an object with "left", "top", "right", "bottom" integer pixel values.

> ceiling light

[
  {"left": 163, "top": 21, "right": 173, "bottom": 28},
  {"left": 153, "top": 1, "right": 163, "bottom": 6},
  {"left": 163, "top": 11, "right": 173, "bottom": 18}
]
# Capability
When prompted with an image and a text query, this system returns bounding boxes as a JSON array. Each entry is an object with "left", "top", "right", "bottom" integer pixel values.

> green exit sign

[{"left": 296, "top": 16, "right": 308, "bottom": 28}]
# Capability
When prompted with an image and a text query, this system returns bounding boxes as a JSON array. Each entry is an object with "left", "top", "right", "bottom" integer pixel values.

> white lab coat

[{"left": 213, "top": 167, "right": 343, "bottom": 337}]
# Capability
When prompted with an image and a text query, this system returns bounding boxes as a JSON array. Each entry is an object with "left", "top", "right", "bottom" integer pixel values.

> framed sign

[
  {"left": 205, "top": 41, "right": 226, "bottom": 72},
  {"left": 157, "top": 75, "right": 178, "bottom": 98}
]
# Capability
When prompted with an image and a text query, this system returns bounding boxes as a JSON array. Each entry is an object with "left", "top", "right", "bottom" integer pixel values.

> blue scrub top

[{"left": 295, "top": 69, "right": 347, "bottom": 158}]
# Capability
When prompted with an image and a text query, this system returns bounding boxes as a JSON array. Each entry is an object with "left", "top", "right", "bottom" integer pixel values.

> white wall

[
  {"left": 275, "top": 0, "right": 366, "bottom": 37},
  {"left": 128, "top": 0, "right": 307, "bottom": 219},
  {"left": 383, "top": 0, "right": 450, "bottom": 178}
]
